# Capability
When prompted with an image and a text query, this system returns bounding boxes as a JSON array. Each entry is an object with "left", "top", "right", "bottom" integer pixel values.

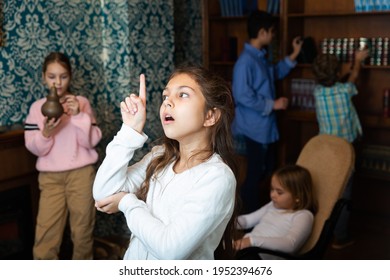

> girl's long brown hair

[
  {"left": 135, "top": 65, "right": 239, "bottom": 259},
  {"left": 42, "top": 52, "right": 72, "bottom": 77}
]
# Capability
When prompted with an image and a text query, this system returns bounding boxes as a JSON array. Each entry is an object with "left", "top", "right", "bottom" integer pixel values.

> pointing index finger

[{"left": 139, "top": 74, "right": 146, "bottom": 101}]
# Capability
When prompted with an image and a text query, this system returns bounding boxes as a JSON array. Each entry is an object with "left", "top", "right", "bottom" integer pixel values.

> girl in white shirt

[
  {"left": 234, "top": 164, "right": 317, "bottom": 259},
  {"left": 93, "top": 66, "right": 238, "bottom": 260}
]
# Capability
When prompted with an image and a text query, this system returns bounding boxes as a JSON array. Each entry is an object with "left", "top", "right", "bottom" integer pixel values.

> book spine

[
  {"left": 374, "top": 0, "right": 382, "bottom": 10},
  {"left": 267, "top": 0, "right": 274, "bottom": 14},
  {"left": 365, "top": 0, "right": 374, "bottom": 11},
  {"left": 237, "top": 0, "right": 243, "bottom": 16},
  {"left": 273, "top": 0, "right": 280, "bottom": 14},
  {"left": 219, "top": 0, "right": 227, "bottom": 17},
  {"left": 384, "top": 88, "right": 389, "bottom": 118},
  {"left": 354, "top": 0, "right": 363, "bottom": 11},
  {"left": 381, "top": 0, "right": 389, "bottom": 10}
]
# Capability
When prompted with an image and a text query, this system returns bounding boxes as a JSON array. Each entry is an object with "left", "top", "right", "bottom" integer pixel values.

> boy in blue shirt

[{"left": 232, "top": 10, "right": 302, "bottom": 214}]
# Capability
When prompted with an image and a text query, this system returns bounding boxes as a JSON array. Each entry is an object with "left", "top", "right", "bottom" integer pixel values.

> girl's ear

[{"left": 204, "top": 108, "right": 221, "bottom": 127}]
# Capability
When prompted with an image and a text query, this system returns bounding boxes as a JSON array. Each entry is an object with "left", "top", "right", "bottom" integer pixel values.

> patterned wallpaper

[
  {"left": 0, "top": 0, "right": 202, "bottom": 237},
  {"left": 0, "top": 0, "right": 175, "bottom": 155},
  {"left": 174, "top": 0, "right": 202, "bottom": 66}
]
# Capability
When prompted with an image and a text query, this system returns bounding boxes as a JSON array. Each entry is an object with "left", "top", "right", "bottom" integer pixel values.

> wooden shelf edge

[
  {"left": 361, "top": 115, "right": 390, "bottom": 129},
  {"left": 283, "top": 111, "right": 390, "bottom": 129},
  {"left": 209, "top": 15, "right": 280, "bottom": 21},
  {"left": 209, "top": 16, "right": 247, "bottom": 21},
  {"left": 356, "top": 171, "right": 390, "bottom": 182},
  {"left": 209, "top": 61, "right": 235, "bottom": 66},
  {"left": 284, "top": 110, "right": 316, "bottom": 122},
  {"left": 295, "top": 64, "right": 390, "bottom": 70},
  {"left": 288, "top": 11, "right": 390, "bottom": 18}
]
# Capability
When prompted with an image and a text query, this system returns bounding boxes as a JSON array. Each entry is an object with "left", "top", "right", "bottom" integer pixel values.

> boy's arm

[{"left": 348, "top": 49, "right": 369, "bottom": 83}]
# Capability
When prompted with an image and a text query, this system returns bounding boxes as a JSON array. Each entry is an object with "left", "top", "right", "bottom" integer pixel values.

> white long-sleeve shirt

[
  {"left": 238, "top": 201, "right": 313, "bottom": 259},
  {"left": 93, "top": 124, "right": 236, "bottom": 260}
]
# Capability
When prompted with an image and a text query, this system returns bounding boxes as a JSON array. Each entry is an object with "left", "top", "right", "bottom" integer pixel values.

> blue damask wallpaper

[
  {"left": 1, "top": 0, "right": 175, "bottom": 152},
  {"left": 0, "top": 0, "right": 203, "bottom": 237}
]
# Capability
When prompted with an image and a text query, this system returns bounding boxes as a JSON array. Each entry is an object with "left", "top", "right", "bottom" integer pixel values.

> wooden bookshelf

[{"left": 202, "top": 0, "right": 390, "bottom": 224}]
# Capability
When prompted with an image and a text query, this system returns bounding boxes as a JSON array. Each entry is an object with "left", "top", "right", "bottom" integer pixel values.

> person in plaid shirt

[{"left": 312, "top": 48, "right": 369, "bottom": 250}]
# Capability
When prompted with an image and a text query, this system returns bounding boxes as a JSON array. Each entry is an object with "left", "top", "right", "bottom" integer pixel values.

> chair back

[{"left": 296, "top": 134, "right": 355, "bottom": 254}]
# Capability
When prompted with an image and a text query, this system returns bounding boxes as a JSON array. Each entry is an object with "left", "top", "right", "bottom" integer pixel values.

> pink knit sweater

[{"left": 24, "top": 95, "right": 102, "bottom": 172}]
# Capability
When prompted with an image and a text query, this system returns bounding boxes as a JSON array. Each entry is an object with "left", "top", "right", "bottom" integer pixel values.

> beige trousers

[{"left": 33, "top": 165, "right": 96, "bottom": 260}]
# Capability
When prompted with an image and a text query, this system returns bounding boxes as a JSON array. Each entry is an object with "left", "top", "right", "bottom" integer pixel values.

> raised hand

[
  {"left": 355, "top": 48, "right": 369, "bottom": 63},
  {"left": 120, "top": 74, "right": 147, "bottom": 134},
  {"left": 42, "top": 116, "right": 61, "bottom": 138},
  {"left": 61, "top": 94, "right": 80, "bottom": 116},
  {"left": 290, "top": 36, "right": 303, "bottom": 61},
  {"left": 292, "top": 36, "right": 303, "bottom": 51}
]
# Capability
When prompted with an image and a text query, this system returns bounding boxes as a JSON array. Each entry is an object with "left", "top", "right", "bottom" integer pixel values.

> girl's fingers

[
  {"left": 121, "top": 73, "right": 146, "bottom": 116},
  {"left": 120, "top": 100, "right": 130, "bottom": 113},
  {"left": 139, "top": 74, "right": 146, "bottom": 102},
  {"left": 121, "top": 95, "right": 138, "bottom": 114}
]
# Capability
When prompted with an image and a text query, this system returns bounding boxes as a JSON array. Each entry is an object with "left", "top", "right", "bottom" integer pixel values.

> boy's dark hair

[
  {"left": 247, "top": 10, "right": 277, "bottom": 39},
  {"left": 312, "top": 53, "right": 341, "bottom": 87}
]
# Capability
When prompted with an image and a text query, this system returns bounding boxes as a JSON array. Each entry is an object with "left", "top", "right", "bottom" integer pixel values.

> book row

[
  {"left": 354, "top": 0, "right": 390, "bottom": 12},
  {"left": 320, "top": 37, "right": 390, "bottom": 66},
  {"left": 290, "top": 79, "right": 316, "bottom": 111},
  {"left": 290, "top": 79, "right": 389, "bottom": 118},
  {"left": 360, "top": 144, "right": 390, "bottom": 179},
  {"left": 218, "top": 0, "right": 279, "bottom": 17}
]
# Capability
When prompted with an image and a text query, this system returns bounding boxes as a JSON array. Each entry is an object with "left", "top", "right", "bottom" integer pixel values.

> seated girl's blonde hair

[{"left": 273, "top": 164, "right": 318, "bottom": 214}]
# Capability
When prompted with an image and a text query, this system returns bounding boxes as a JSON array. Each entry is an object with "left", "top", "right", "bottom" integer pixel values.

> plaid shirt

[{"left": 313, "top": 82, "right": 362, "bottom": 143}]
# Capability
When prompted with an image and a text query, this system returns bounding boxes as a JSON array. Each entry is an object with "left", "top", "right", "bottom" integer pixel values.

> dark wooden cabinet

[{"left": 0, "top": 129, "right": 39, "bottom": 259}]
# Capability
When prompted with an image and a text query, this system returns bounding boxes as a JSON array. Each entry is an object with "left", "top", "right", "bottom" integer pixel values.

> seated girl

[{"left": 234, "top": 164, "right": 318, "bottom": 259}]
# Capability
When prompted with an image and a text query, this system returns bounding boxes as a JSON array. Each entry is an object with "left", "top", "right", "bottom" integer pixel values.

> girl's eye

[
  {"left": 162, "top": 95, "right": 168, "bottom": 101},
  {"left": 271, "top": 188, "right": 283, "bottom": 195},
  {"left": 179, "top": 92, "right": 189, "bottom": 98}
]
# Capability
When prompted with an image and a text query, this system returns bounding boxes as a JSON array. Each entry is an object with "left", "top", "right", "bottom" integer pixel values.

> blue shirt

[
  {"left": 313, "top": 82, "right": 362, "bottom": 143},
  {"left": 232, "top": 43, "right": 296, "bottom": 144}
]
